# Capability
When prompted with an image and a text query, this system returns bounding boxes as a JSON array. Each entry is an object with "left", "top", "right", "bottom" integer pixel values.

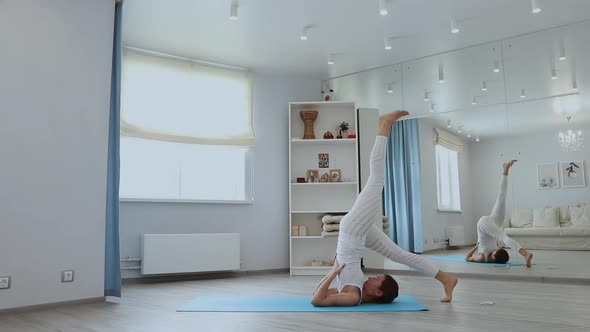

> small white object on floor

[
  {"left": 547, "top": 266, "right": 558, "bottom": 269},
  {"left": 480, "top": 301, "right": 495, "bottom": 306}
]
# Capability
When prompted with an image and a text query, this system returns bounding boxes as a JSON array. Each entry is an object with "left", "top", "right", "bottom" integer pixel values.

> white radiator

[{"left": 141, "top": 233, "right": 240, "bottom": 275}]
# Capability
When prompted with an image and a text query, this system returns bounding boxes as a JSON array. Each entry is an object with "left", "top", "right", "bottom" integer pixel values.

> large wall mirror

[{"left": 327, "top": 20, "right": 590, "bottom": 279}]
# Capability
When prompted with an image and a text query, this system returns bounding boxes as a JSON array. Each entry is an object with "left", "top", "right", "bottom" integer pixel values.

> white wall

[
  {"left": 418, "top": 120, "right": 475, "bottom": 250},
  {"left": 119, "top": 74, "right": 321, "bottom": 277},
  {"left": 469, "top": 130, "right": 590, "bottom": 218},
  {"left": 0, "top": 0, "right": 114, "bottom": 309}
]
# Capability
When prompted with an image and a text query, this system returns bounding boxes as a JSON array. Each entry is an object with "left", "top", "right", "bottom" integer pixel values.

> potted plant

[{"left": 337, "top": 121, "right": 349, "bottom": 139}]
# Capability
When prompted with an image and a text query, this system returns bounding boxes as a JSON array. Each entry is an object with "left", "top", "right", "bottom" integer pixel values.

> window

[
  {"left": 433, "top": 128, "right": 462, "bottom": 211},
  {"left": 435, "top": 144, "right": 461, "bottom": 211},
  {"left": 120, "top": 50, "right": 254, "bottom": 202}
]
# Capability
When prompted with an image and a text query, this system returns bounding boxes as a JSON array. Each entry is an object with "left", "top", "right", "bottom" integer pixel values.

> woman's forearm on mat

[
  {"left": 465, "top": 244, "right": 478, "bottom": 260},
  {"left": 313, "top": 272, "right": 334, "bottom": 295},
  {"left": 312, "top": 271, "right": 338, "bottom": 302}
]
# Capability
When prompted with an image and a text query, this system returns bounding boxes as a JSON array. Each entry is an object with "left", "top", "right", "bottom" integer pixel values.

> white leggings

[
  {"left": 490, "top": 175, "right": 508, "bottom": 227},
  {"left": 478, "top": 176, "right": 522, "bottom": 251},
  {"left": 340, "top": 136, "right": 439, "bottom": 277}
]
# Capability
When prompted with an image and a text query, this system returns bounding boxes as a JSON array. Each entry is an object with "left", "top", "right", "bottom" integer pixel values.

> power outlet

[
  {"left": 62, "top": 270, "right": 74, "bottom": 283},
  {"left": 0, "top": 276, "right": 11, "bottom": 289}
]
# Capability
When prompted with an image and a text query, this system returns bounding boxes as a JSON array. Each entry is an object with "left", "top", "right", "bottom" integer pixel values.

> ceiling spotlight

[
  {"left": 424, "top": 91, "right": 429, "bottom": 101},
  {"left": 472, "top": 97, "right": 477, "bottom": 106},
  {"left": 520, "top": 88, "right": 526, "bottom": 98},
  {"left": 559, "top": 47, "right": 567, "bottom": 61},
  {"left": 551, "top": 68, "right": 558, "bottom": 80},
  {"left": 379, "top": 0, "right": 388, "bottom": 16},
  {"left": 493, "top": 60, "right": 501, "bottom": 73},
  {"left": 300, "top": 26, "right": 311, "bottom": 41},
  {"left": 438, "top": 64, "right": 445, "bottom": 83},
  {"left": 229, "top": 3, "right": 238, "bottom": 21},
  {"left": 384, "top": 37, "right": 392, "bottom": 50},
  {"left": 327, "top": 54, "right": 335, "bottom": 65},
  {"left": 467, "top": 132, "right": 472, "bottom": 138},
  {"left": 387, "top": 83, "right": 393, "bottom": 93},
  {"left": 481, "top": 81, "right": 488, "bottom": 91},
  {"left": 450, "top": 19, "right": 460, "bottom": 34},
  {"left": 430, "top": 103, "right": 435, "bottom": 112},
  {"left": 457, "top": 126, "right": 463, "bottom": 134},
  {"left": 476, "top": 136, "right": 480, "bottom": 142},
  {"left": 531, "top": 0, "right": 542, "bottom": 14},
  {"left": 447, "top": 120, "right": 452, "bottom": 128}
]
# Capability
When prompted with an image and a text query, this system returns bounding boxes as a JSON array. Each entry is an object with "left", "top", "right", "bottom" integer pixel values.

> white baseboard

[{"left": 105, "top": 296, "right": 121, "bottom": 304}]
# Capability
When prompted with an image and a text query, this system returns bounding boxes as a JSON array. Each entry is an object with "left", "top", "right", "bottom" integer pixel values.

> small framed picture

[
  {"left": 329, "top": 169, "right": 342, "bottom": 183},
  {"left": 306, "top": 169, "right": 319, "bottom": 183},
  {"left": 537, "top": 163, "right": 559, "bottom": 189},
  {"left": 318, "top": 153, "right": 329, "bottom": 168},
  {"left": 320, "top": 172, "right": 330, "bottom": 183},
  {"left": 560, "top": 161, "right": 586, "bottom": 188}
]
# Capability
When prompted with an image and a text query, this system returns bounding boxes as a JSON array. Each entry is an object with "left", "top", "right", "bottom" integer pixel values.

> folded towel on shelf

[
  {"left": 382, "top": 221, "right": 390, "bottom": 229},
  {"left": 323, "top": 224, "right": 340, "bottom": 232},
  {"left": 322, "top": 215, "right": 344, "bottom": 224},
  {"left": 321, "top": 231, "right": 339, "bottom": 237},
  {"left": 382, "top": 216, "right": 389, "bottom": 222}
]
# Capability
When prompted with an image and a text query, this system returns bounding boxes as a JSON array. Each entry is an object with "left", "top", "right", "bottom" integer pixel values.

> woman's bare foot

[
  {"left": 519, "top": 248, "right": 533, "bottom": 268},
  {"left": 378, "top": 110, "right": 409, "bottom": 136},
  {"left": 524, "top": 251, "right": 533, "bottom": 268},
  {"left": 503, "top": 160, "right": 518, "bottom": 175},
  {"left": 435, "top": 271, "right": 458, "bottom": 302}
]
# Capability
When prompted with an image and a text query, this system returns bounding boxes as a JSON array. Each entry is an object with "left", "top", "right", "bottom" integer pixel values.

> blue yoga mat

[
  {"left": 430, "top": 255, "right": 528, "bottom": 267},
  {"left": 177, "top": 295, "right": 428, "bottom": 312}
]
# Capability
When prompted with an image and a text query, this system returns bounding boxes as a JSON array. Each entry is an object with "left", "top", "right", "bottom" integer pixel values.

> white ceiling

[
  {"left": 324, "top": 17, "right": 590, "bottom": 141},
  {"left": 122, "top": 0, "right": 590, "bottom": 80}
]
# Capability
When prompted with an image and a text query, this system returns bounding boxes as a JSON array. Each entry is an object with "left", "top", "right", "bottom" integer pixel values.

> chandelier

[{"left": 558, "top": 116, "right": 584, "bottom": 151}]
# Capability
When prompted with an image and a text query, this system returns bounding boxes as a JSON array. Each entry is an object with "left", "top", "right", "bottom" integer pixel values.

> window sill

[
  {"left": 437, "top": 208, "right": 463, "bottom": 213},
  {"left": 120, "top": 198, "right": 254, "bottom": 204}
]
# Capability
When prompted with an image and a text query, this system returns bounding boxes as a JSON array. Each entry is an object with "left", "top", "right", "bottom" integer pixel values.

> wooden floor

[{"left": 1, "top": 273, "right": 590, "bottom": 332}]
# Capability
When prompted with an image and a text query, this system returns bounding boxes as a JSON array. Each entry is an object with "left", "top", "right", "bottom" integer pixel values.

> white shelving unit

[
  {"left": 290, "top": 182, "right": 358, "bottom": 187},
  {"left": 288, "top": 101, "right": 359, "bottom": 276},
  {"left": 291, "top": 138, "right": 357, "bottom": 144}
]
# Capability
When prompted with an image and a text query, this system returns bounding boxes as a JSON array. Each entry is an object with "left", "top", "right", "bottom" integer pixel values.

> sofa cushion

[
  {"left": 561, "top": 221, "right": 574, "bottom": 227},
  {"left": 511, "top": 208, "right": 533, "bottom": 228},
  {"left": 505, "top": 227, "right": 560, "bottom": 236},
  {"left": 559, "top": 227, "right": 590, "bottom": 236},
  {"left": 570, "top": 205, "right": 590, "bottom": 227},
  {"left": 559, "top": 205, "right": 571, "bottom": 225},
  {"left": 532, "top": 207, "right": 559, "bottom": 228}
]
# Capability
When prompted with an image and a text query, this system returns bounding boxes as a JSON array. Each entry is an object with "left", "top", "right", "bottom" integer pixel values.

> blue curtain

[
  {"left": 383, "top": 119, "right": 424, "bottom": 253},
  {"left": 105, "top": 0, "right": 122, "bottom": 300}
]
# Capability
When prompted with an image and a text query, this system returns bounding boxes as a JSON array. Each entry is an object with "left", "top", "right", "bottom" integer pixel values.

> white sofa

[{"left": 502, "top": 203, "right": 590, "bottom": 250}]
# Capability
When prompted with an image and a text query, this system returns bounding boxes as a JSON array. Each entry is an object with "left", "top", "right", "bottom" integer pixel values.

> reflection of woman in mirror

[{"left": 465, "top": 160, "right": 534, "bottom": 267}]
